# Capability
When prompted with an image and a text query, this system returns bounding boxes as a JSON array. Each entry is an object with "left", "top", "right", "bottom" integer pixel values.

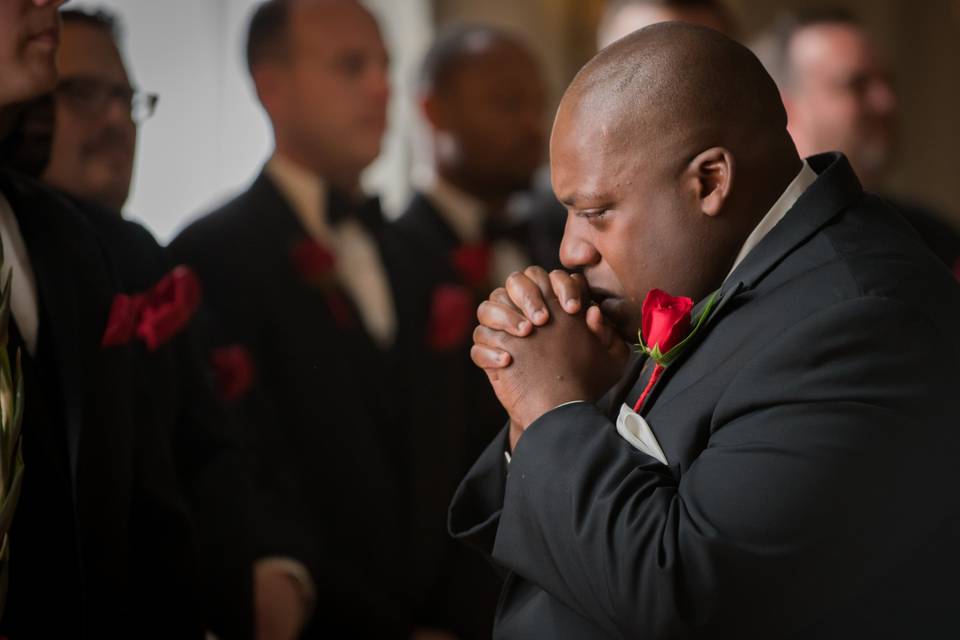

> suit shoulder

[{"left": 169, "top": 185, "right": 267, "bottom": 266}]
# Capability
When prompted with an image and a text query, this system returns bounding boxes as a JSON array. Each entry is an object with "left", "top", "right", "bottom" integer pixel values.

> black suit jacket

[
  {"left": 449, "top": 153, "right": 960, "bottom": 638},
  {"left": 0, "top": 171, "right": 202, "bottom": 637},
  {"left": 169, "top": 170, "right": 414, "bottom": 636},
  {"left": 77, "top": 201, "right": 256, "bottom": 639},
  {"left": 393, "top": 192, "right": 545, "bottom": 637}
]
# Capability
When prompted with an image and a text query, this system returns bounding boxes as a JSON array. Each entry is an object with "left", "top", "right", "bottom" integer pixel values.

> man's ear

[
  {"left": 687, "top": 147, "right": 734, "bottom": 217},
  {"left": 420, "top": 91, "right": 447, "bottom": 130},
  {"left": 252, "top": 64, "right": 286, "bottom": 122}
]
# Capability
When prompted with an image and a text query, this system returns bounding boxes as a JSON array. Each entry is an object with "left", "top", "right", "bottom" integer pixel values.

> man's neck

[{"left": 273, "top": 145, "right": 361, "bottom": 197}]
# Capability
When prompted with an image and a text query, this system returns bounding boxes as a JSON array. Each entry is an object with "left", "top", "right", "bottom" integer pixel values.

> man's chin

[{"left": 598, "top": 298, "right": 639, "bottom": 342}]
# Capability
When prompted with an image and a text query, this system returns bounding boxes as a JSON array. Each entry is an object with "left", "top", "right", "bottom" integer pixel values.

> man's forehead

[
  {"left": 792, "top": 24, "right": 880, "bottom": 71},
  {"left": 289, "top": 1, "right": 383, "bottom": 53},
  {"left": 58, "top": 22, "right": 128, "bottom": 79}
]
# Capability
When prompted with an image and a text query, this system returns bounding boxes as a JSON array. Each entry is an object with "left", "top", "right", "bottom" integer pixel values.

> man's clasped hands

[{"left": 471, "top": 267, "right": 631, "bottom": 451}]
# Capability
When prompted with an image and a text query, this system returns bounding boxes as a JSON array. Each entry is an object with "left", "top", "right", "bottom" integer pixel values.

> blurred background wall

[{"left": 74, "top": 0, "right": 959, "bottom": 241}]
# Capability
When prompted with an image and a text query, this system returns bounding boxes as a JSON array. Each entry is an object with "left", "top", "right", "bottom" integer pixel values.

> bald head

[
  {"left": 419, "top": 25, "right": 547, "bottom": 205},
  {"left": 562, "top": 22, "right": 791, "bottom": 171},
  {"left": 552, "top": 23, "right": 802, "bottom": 337}
]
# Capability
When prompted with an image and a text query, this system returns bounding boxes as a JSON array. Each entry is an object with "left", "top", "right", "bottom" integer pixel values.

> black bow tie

[{"left": 326, "top": 189, "right": 383, "bottom": 230}]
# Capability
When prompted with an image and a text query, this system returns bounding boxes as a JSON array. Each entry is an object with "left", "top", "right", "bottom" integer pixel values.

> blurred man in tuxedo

[
  {"left": 170, "top": 1, "right": 417, "bottom": 637},
  {"left": 597, "top": 0, "right": 736, "bottom": 49},
  {"left": 393, "top": 24, "right": 558, "bottom": 638},
  {"left": 0, "top": 0, "right": 203, "bottom": 635},
  {"left": 753, "top": 9, "right": 960, "bottom": 272},
  {"left": 452, "top": 22, "right": 960, "bottom": 637},
  {"left": 7, "top": 8, "right": 267, "bottom": 637}
]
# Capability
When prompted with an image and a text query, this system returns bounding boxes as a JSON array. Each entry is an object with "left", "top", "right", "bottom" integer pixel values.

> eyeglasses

[{"left": 54, "top": 75, "right": 159, "bottom": 124}]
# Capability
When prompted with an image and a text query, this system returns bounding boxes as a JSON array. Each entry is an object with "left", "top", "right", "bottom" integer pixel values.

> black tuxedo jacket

[
  {"left": 78, "top": 201, "right": 256, "bottom": 639},
  {"left": 0, "top": 171, "right": 202, "bottom": 637},
  {"left": 449, "top": 154, "right": 960, "bottom": 638},
  {"left": 392, "top": 192, "right": 543, "bottom": 637},
  {"left": 169, "top": 170, "right": 415, "bottom": 636}
]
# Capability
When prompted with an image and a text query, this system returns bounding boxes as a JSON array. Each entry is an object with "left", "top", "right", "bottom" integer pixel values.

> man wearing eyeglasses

[
  {"left": 19, "top": 8, "right": 273, "bottom": 640},
  {"left": 41, "top": 8, "right": 155, "bottom": 211},
  {"left": 0, "top": 0, "right": 203, "bottom": 636}
]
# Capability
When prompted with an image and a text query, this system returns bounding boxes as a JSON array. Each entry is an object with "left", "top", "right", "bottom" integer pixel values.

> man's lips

[{"left": 27, "top": 26, "right": 60, "bottom": 50}]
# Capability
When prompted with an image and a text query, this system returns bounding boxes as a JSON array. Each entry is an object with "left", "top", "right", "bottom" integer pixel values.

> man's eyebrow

[{"left": 559, "top": 191, "right": 610, "bottom": 207}]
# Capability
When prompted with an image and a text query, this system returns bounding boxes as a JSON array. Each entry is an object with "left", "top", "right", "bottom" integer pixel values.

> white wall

[{"left": 70, "top": 0, "right": 432, "bottom": 242}]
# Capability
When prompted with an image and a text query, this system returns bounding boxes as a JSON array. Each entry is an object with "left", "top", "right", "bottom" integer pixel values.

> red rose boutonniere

[
  {"left": 633, "top": 288, "right": 718, "bottom": 412},
  {"left": 291, "top": 239, "right": 354, "bottom": 329},
  {"left": 451, "top": 243, "right": 492, "bottom": 290},
  {"left": 427, "top": 284, "right": 475, "bottom": 352}
]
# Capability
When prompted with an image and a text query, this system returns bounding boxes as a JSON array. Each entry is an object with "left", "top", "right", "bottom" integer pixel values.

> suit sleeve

[{"left": 479, "top": 297, "right": 959, "bottom": 637}]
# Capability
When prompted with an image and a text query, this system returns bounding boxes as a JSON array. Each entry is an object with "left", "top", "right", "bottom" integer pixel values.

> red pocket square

[
  {"left": 102, "top": 292, "right": 148, "bottom": 347},
  {"left": 136, "top": 266, "right": 203, "bottom": 351},
  {"left": 101, "top": 266, "right": 202, "bottom": 350}
]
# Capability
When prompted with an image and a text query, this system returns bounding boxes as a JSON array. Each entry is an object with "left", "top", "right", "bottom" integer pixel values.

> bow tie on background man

[{"left": 326, "top": 189, "right": 383, "bottom": 231}]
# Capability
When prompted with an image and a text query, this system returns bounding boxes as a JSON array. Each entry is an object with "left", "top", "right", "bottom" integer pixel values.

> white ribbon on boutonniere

[{"left": 616, "top": 403, "right": 668, "bottom": 465}]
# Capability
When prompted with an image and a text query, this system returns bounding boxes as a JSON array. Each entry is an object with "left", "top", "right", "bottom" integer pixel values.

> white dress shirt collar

[
  {"left": 726, "top": 159, "right": 818, "bottom": 280},
  {"left": 0, "top": 192, "right": 39, "bottom": 355},
  {"left": 264, "top": 152, "right": 396, "bottom": 347},
  {"left": 266, "top": 153, "right": 331, "bottom": 242}
]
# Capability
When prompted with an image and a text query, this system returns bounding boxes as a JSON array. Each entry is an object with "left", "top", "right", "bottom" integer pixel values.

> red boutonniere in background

[
  {"left": 427, "top": 284, "right": 475, "bottom": 352},
  {"left": 210, "top": 344, "right": 255, "bottom": 403},
  {"left": 633, "top": 288, "right": 718, "bottom": 412},
  {"left": 290, "top": 239, "right": 354, "bottom": 329},
  {"left": 451, "top": 243, "right": 492, "bottom": 290},
  {"left": 101, "top": 266, "right": 202, "bottom": 351}
]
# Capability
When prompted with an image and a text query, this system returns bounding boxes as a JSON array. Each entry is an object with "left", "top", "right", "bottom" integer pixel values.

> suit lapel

[
  {"left": 0, "top": 171, "right": 90, "bottom": 491},
  {"left": 725, "top": 152, "right": 863, "bottom": 292}
]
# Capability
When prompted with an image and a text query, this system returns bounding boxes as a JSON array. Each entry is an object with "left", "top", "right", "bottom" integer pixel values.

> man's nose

[
  {"left": 867, "top": 79, "right": 897, "bottom": 115},
  {"left": 366, "top": 62, "right": 390, "bottom": 107},
  {"left": 558, "top": 215, "right": 599, "bottom": 271}
]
